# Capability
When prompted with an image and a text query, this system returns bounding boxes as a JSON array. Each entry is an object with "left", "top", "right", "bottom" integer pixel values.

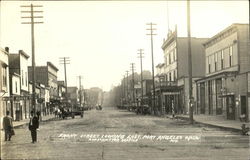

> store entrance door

[{"left": 226, "top": 95, "right": 235, "bottom": 120}]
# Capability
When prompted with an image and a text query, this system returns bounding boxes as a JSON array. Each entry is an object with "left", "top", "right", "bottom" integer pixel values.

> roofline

[
  {"left": 19, "top": 50, "right": 29, "bottom": 59},
  {"left": 203, "top": 23, "right": 249, "bottom": 46},
  {"left": 47, "top": 62, "right": 59, "bottom": 71}
]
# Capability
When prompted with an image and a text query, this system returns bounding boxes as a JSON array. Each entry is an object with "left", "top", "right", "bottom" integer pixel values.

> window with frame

[
  {"left": 2, "top": 67, "right": 7, "bottom": 87},
  {"left": 215, "top": 52, "right": 218, "bottom": 71},
  {"left": 173, "top": 70, "right": 177, "bottom": 81},
  {"left": 172, "top": 50, "right": 175, "bottom": 62},
  {"left": 208, "top": 56, "right": 211, "bottom": 73},
  {"left": 15, "top": 81, "right": 18, "bottom": 93},
  {"left": 229, "top": 46, "right": 233, "bottom": 67},
  {"left": 22, "top": 70, "right": 24, "bottom": 85},
  {"left": 166, "top": 55, "right": 168, "bottom": 66},
  {"left": 25, "top": 72, "right": 28, "bottom": 87},
  {"left": 174, "top": 48, "right": 177, "bottom": 61},
  {"left": 169, "top": 53, "right": 171, "bottom": 64},
  {"left": 221, "top": 50, "right": 224, "bottom": 69}
]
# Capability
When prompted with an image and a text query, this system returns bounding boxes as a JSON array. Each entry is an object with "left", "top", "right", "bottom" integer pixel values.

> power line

[{"left": 21, "top": 4, "right": 43, "bottom": 112}]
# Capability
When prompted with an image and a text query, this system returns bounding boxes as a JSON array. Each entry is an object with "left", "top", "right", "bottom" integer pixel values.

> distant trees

[{"left": 106, "top": 70, "right": 152, "bottom": 107}]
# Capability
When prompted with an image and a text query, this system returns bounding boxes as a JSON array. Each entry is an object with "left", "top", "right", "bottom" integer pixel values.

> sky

[{"left": 0, "top": 0, "right": 249, "bottom": 91}]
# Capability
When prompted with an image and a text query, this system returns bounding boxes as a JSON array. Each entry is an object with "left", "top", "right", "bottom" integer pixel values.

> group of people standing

[
  {"left": 54, "top": 107, "right": 68, "bottom": 119},
  {"left": 2, "top": 110, "right": 40, "bottom": 143}
]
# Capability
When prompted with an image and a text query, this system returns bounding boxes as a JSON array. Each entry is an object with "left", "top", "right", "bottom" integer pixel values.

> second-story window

[
  {"left": 173, "top": 70, "right": 177, "bottom": 81},
  {"left": 25, "top": 72, "right": 28, "bottom": 87},
  {"left": 2, "top": 67, "right": 7, "bottom": 87},
  {"left": 15, "top": 81, "right": 18, "bottom": 93},
  {"left": 166, "top": 55, "right": 168, "bottom": 66},
  {"left": 22, "top": 70, "right": 24, "bottom": 85},
  {"left": 208, "top": 56, "right": 211, "bottom": 73},
  {"left": 229, "top": 46, "right": 233, "bottom": 67},
  {"left": 221, "top": 50, "right": 224, "bottom": 69},
  {"left": 174, "top": 48, "right": 177, "bottom": 61},
  {"left": 169, "top": 72, "right": 172, "bottom": 81},
  {"left": 169, "top": 53, "right": 171, "bottom": 64},
  {"left": 215, "top": 52, "right": 218, "bottom": 71},
  {"left": 172, "top": 50, "right": 175, "bottom": 62}
]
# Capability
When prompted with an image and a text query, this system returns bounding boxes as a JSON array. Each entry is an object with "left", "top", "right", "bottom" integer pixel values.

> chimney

[
  {"left": 5, "top": 47, "right": 9, "bottom": 53},
  {"left": 19, "top": 50, "right": 23, "bottom": 54}
]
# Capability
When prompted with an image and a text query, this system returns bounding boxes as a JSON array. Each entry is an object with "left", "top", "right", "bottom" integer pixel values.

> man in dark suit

[
  {"left": 2, "top": 111, "right": 13, "bottom": 141},
  {"left": 29, "top": 111, "right": 39, "bottom": 143}
]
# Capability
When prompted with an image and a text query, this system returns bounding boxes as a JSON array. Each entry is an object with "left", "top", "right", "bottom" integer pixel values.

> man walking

[
  {"left": 2, "top": 111, "right": 13, "bottom": 141},
  {"left": 29, "top": 111, "right": 39, "bottom": 143}
]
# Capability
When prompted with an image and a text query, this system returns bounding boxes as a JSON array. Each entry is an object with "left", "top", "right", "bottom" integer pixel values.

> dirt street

[{"left": 1, "top": 108, "right": 249, "bottom": 160}]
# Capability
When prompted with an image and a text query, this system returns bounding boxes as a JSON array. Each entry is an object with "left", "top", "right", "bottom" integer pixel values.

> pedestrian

[
  {"left": 172, "top": 100, "right": 175, "bottom": 118},
  {"left": 29, "top": 111, "right": 39, "bottom": 143},
  {"left": 36, "top": 111, "right": 41, "bottom": 121},
  {"left": 54, "top": 109, "right": 58, "bottom": 118},
  {"left": 2, "top": 111, "right": 13, "bottom": 141}
]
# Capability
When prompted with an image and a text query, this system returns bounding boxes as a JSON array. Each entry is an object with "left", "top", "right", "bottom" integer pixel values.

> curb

[
  {"left": 175, "top": 116, "right": 242, "bottom": 133},
  {"left": 13, "top": 117, "right": 56, "bottom": 129}
]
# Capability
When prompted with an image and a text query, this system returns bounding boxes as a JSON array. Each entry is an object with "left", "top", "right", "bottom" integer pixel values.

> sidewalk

[
  {"left": 13, "top": 114, "right": 55, "bottom": 128},
  {"left": 175, "top": 114, "right": 248, "bottom": 132}
]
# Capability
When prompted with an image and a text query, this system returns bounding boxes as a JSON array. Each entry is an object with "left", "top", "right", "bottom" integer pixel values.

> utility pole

[
  {"left": 187, "top": 0, "right": 194, "bottom": 124},
  {"left": 125, "top": 70, "right": 129, "bottom": 107},
  {"left": 59, "top": 57, "right": 70, "bottom": 109},
  {"left": 77, "top": 76, "right": 83, "bottom": 108},
  {"left": 21, "top": 4, "right": 43, "bottom": 113},
  {"left": 130, "top": 63, "right": 136, "bottom": 110},
  {"left": 137, "top": 49, "right": 144, "bottom": 114},
  {"left": 123, "top": 75, "right": 126, "bottom": 106},
  {"left": 146, "top": 22, "right": 157, "bottom": 115}
]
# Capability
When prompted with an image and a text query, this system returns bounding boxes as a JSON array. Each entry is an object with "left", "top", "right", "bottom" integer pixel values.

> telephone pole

[
  {"left": 123, "top": 75, "right": 126, "bottom": 106},
  {"left": 146, "top": 22, "right": 157, "bottom": 115},
  {"left": 187, "top": 0, "right": 194, "bottom": 124},
  {"left": 59, "top": 57, "right": 70, "bottom": 109},
  {"left": 125, "top": 70, "right": 129, "bottom": 107},
  {"left": 137, "top": 49, "right": 144, "bottom": 114},
  {"left": 77, "top": 76, "right": 83, "bottom": 108},
  {"left": 130, "top": 63, "right": 136, "bottom": 109},
  {"left": 21, "top": 4, "right": 43, "bottom": 112}
]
